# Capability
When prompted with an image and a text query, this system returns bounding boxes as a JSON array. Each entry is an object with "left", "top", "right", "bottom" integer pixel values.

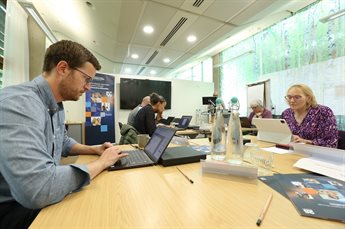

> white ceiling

[{"left": 29, "top": 0, "right": 316, "bottom": 77}]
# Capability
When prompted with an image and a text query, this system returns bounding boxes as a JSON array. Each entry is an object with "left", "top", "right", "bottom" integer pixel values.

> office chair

[{"left": 337, "top": 130, "right": 345, "bottom": 150}]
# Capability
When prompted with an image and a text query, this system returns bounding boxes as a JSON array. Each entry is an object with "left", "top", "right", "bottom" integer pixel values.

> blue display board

[{"left": 85, "top": 73, "right": 115, "bottom": 145}]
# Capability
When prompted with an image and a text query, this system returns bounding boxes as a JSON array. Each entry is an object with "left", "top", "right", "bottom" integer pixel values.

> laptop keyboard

[{"left": 121, "top": 149, "right": 151, "bottom": 165}]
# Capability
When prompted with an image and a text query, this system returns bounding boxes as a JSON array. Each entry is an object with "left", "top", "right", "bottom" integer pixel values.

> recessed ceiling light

[
  {"left": 187, "top": 35, "right": 197, "bottom": 42},
  {"left": 163, "top": 58, "right": 170, "bottom": 63},
  {"left": 150, "top": 70, "right": 156, "bottom": 75},
  {"left": 125, "top": 68, "right": 132, "bottom": 73},
  {"left": 143, "top": 25, "right": 154, "bottom": 34},
  {"left": 131, "top": 54, "right": 139, "bottom": 59}
]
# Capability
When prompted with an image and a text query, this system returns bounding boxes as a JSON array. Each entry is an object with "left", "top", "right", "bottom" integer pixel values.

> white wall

[{"left": 64, "top": 74, "right": 213, "bottom": 143}]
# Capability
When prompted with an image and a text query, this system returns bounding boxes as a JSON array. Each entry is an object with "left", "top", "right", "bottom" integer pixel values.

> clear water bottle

[
  {"left": 211, "top": 109, "right": 226, "bottom": 161},
  {"left": 195, "top": 109, "right": 201, "bottom": 125},
  {"left": 226, "top": 97, "right": 244, "bottom": 164}
]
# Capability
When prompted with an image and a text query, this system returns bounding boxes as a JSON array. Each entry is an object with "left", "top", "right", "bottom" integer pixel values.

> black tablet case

[{"left": 160, "top": 146, "right": 207, "bottom": 166}]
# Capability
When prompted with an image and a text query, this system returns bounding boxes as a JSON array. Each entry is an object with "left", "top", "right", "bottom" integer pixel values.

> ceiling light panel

[
  {"left": 143, "top": 25, "right": 154, "bottom": 34},
  {"left": 187, "top": 35, "right": 197, "bottom": 42}
]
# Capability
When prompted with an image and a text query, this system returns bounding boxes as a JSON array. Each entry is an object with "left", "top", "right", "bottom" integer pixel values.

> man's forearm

[{"left": 69, "top": 143, "right": 98, "bottom": 156}]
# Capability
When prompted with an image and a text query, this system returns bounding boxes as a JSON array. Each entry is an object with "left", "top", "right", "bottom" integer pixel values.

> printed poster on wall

[{"left": 85, "top": 73, "right": 115, "bottom": 145}]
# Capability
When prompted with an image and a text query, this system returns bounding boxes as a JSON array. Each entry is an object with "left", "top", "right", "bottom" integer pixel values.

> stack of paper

[{"left": 292, "top": 143, "right": 345, "bottom": 182}]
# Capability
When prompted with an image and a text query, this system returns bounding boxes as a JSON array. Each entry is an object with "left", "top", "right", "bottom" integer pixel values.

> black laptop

[
  {"left": 159, "top": 116, "right": 175, "bottom": 125},
  {"left": 175, "top": 115, "right": 192, "bottom": 131},
  {"left": 240, "top": 117, "right": 252, "bottom": 128},
  {"left": 108, "top": 126, "right": 176, "bottom": 170}
]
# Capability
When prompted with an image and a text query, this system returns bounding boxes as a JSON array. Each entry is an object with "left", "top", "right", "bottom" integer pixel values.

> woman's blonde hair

[{"left": 287, "top": 84, "right": 317, "bottom": 108}]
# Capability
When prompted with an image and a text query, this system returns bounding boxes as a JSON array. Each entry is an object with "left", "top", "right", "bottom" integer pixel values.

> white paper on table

[
  {"left": 292, "top": 143, "right": 345, "bottom": 182},
  {"left": 261, "top": 147, "right": 292, "bottom": 154},
  {"left": 294, "top": 157, "right": 345, "bottom": 182}
]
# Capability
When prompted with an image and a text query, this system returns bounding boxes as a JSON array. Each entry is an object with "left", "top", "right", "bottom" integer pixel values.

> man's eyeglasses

[
  {"left": 285, "top": 95, "right": 302, "bottom": 101},
  {"left": 73, "top": 68, "right": 94, "bottom": 84},
  {"left": 250, "top": 106, "right": 258, "bottom": 109}
]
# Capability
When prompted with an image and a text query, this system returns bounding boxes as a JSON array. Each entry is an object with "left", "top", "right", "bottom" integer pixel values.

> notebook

[
  {"left": 240, "top": 117, "right": 252, "bottom": 128},
  {"left": 175, "top": 115, "right": 192, "bottom": 130},
  {"left": 108, "top": 126, "right": 176, "bottom": 170},
  {"left": 252, "top": 118, "right": 292, "bottom": 144}
]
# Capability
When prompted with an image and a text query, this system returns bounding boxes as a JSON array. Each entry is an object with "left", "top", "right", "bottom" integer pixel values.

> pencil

[
  {"left": 176, "top": 167, "right": 194, "bottom": 184},
  {"left": 256, "top": 193, "right": 273, "bottom": 226}
]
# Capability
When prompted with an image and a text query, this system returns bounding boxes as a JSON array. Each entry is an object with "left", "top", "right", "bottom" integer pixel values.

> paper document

[
  {"left": 292, "top": 143, "right": 345, "bottom": 182},
  {"left": 261, "top": 147, "right": 292, "bottom": 154},
  {"left": 294, "top": 158, "right": 345, "bottom": 182}
]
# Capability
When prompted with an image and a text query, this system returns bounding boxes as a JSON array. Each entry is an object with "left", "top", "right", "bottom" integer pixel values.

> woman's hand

[{"left": 292, "top": 135, "right": 313, "bottom": 144}]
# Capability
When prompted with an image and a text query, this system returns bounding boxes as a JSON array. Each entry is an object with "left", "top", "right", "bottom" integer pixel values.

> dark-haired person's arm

[{"left": 145, "top": 108, "right": 157, "bottom": 136}]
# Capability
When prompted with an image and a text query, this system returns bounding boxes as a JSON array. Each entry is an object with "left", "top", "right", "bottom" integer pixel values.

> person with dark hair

[
  {"left": 133, "top": 92, "right": 166, "bottom": 136},
  {"left": 155, "top": 96, "right": 167, "bottom": 124},
  {"left": 282, "top": 84, "right": 338, "bottom": 148},
  {"left": 0, "top": 40, "right": 127, "bottom": 228}
]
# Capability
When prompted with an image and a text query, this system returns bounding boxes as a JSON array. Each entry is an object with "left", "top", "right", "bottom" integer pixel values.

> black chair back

[{"left": 338, "top": 130, "right": 345, "bottom": 150}]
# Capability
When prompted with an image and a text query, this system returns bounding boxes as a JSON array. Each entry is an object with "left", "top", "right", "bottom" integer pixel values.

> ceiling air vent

[
  {"left": 160, "top": 17, "right": 187, "bottom": 47},
  {"left": 137, "top": 67, "right": 146, "bottom": 75},
  {"left": 145, "top": 50, "right": 159, "bottom": 65},
  {"left": 193, "top": 0, "right": 204, "bottom": 7}
]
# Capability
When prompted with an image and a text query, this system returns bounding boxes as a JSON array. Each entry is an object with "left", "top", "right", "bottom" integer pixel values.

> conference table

[{"left": 30, "top": 137, "right": 343, "bottom": 228}]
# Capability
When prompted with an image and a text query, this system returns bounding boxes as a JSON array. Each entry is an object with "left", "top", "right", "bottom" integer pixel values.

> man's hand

[
  {"left": 98, "top": 146, "right": 128, "bottom": 168},
  {"left": 94, "top": 142, "right": 113, "bottom": 156},
  {"left": 87, "top": 146, "right": 128, "bottom": 179}
]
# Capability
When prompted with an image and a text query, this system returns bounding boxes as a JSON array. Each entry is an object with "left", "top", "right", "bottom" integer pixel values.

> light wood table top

[{"left": 30, "top": 140, "right": 343, "bottom": 228}]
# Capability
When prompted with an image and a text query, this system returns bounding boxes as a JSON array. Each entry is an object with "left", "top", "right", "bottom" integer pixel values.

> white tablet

[{"left": 252, "top": 118, "right": 292, "bottom": 144}]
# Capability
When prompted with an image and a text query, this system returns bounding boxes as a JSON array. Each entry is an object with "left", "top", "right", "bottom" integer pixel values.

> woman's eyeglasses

[{"left": 285, "top": 95, "right": 302, "bottom": 101}]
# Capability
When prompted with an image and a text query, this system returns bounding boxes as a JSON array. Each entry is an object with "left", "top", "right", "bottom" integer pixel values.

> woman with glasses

[
  {"left": 248, "top": 99, "right": 272, "bottom": 124},
  {"left": 282, "top": 84, "right": 338, "bottom": 148}
]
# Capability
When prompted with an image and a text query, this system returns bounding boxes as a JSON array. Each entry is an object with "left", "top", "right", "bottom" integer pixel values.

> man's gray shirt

[
  {"left": 127, "top": 105, "right": 141, "bottom": 126},
  {"left": 0, "top": 76, "right": 90, "bottom": 209}
]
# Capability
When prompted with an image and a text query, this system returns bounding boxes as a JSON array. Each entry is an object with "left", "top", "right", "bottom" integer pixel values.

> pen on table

[
  {"left": 256, "top": 193, "right": 273, "bottom": 226},
  {"left": 176, "top": 167, "right": 194, "bottom": 184}
]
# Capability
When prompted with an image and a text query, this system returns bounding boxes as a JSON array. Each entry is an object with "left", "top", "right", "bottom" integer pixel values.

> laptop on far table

[
  {"left": 159, "top": 116, "right": 175, "bottom": 125},
  {"left": 174, "top": 115, "right": 192, "bottom": 131},
  {"left": 108, "top": 126, "right": 176, "bottom": 171},
  {"left": 240, "top": 117, "right": 252, "bottom": 128},
  {"left": 252, "top": 118, "right": 292, "bottom": 144}
]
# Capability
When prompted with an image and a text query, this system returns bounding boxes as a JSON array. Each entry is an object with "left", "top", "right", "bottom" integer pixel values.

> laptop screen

[
  {"left": 240, "top": 117, "right": 251, "bottom": 128},
  {"left": 178, "top": 115, "right": 192, "bottom": 128},
  {"left": 144, "top": 126, "right": 176, "bottom": 163}
]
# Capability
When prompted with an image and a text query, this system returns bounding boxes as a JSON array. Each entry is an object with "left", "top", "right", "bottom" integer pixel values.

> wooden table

[{"left": 30, "top": 140, "right": 343, "bottom": 228}]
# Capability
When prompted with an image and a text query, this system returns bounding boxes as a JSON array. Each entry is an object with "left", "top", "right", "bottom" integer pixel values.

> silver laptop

[
  {"left": 109, "top": 126, "right": 176, "bottom": 170},
  {"left": 252, "top": 118, "right": 292, "bottom": 144}
]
